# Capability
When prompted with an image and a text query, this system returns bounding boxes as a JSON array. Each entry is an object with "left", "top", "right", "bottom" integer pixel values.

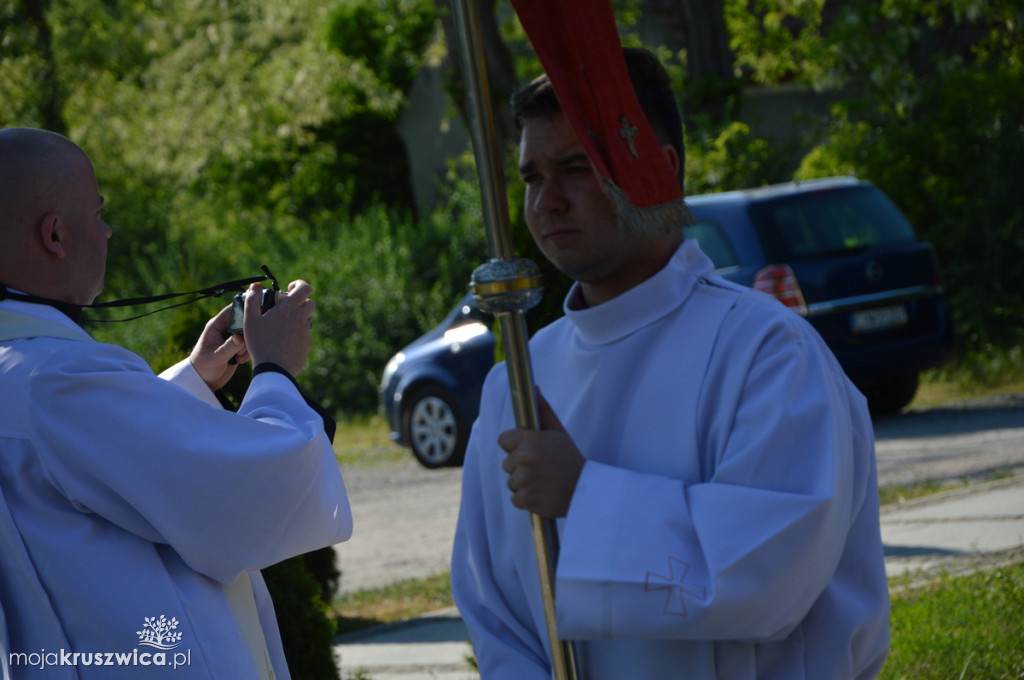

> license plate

[{"left": 851, "top": 304, "right": 909, "bottom": 333}]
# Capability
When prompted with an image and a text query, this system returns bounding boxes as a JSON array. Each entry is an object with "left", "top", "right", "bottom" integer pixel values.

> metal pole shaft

[
  {"left": 450, "top": 1, "right": 579, "bottom": 678},
  {"left": 451, "top": 0, "right": 513, "bottom": 260}
]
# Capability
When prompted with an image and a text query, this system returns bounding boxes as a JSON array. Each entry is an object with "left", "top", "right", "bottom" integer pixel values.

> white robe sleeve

[
  {"left": 31, "top": 342, "right": 352, "bottom": 585},
  {"left": 158, "top": 356, "right": 222, "bottom": 408},
  {"left": 555, "top": 311, "right": 871, "bottom": 642}
]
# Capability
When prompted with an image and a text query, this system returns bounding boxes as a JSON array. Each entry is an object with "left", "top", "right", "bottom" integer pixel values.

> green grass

[
  {"left": 331, "top": 413, "right": 407, "bottom": 467},
  {"left": 877, "top": 469, "right": 1017, "bottom": 507},
  {"left": 877, "top": 479, "right": 951, "bottom": 507},
  {"left": 880, "top": 563, "right": 1024, "bottom": 679},
  {"left": 911, "top": 348, "right": 1024, "bottom": 409},
  {"left": 332, "top": 573, "right": 454, "bottom": 636}
]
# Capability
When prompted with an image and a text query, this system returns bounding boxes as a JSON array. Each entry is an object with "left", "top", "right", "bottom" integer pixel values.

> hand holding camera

[
  {"left": 186, "top": 266, "right": 315, "bottom": 391},
  {"left": 187, "top": 267, "right": 316, "bottom": 390},
  {"left": 236, "top": 278, "right": 316, "bottom": 378}
]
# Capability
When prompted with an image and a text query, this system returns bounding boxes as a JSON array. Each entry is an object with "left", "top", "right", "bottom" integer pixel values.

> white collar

[{"left": 562, "top": 240, "right": 714, "bottom": 346}]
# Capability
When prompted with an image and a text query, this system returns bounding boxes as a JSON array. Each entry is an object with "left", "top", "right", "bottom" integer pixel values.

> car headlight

[{"left": 381, "top": 352, "right": 405, "bottom": 388}]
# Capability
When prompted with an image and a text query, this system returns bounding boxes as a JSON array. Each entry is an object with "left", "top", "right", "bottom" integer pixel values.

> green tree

[
  {"left": 794, "top": 0, "right": 1024, "bottom": 355},
  {"left": 1, "top": 0, "right": 65, "bottom": 132}
]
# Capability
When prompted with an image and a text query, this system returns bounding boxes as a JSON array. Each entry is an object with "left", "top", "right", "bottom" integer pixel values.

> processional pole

[{"left": 449, "top": 1, "right": 580, "bottom": 678}]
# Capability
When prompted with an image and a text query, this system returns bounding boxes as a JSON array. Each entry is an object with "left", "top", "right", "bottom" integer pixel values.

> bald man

[{"left": 0, "top": 128, "right": 352, "bottom": 679}]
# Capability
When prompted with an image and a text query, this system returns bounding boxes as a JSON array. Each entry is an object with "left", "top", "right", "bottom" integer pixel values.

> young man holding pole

[{"left": 451, "top": 45, "right": 889, "bottom": 680}]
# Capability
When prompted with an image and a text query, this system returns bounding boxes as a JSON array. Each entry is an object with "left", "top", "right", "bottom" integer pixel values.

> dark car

[
  {"left": 381, "top": 176, "right": 954, "bottom": 467},
  {"left": 379, "top": 295, "right": 496, "bottom": 468},
  {"left": 686, "top": 176, "right": 953, "bottom": 412}
]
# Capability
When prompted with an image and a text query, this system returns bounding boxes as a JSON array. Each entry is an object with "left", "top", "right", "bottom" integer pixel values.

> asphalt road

[
  {"left": 334, "top": 393, "right": 1024, "bottom": 594},
  {"left": 873, "top": 392, "right": 1024, "bottom": 487}
]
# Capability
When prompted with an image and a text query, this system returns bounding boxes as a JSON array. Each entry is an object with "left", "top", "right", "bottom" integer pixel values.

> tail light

[{"left": 753, "top": 264, "right": 808, "bottom": 315}]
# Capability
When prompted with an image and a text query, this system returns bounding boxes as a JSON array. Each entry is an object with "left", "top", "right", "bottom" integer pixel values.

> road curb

[{"left": 879, "top": 471, "right": 1024, "bottom": 515}]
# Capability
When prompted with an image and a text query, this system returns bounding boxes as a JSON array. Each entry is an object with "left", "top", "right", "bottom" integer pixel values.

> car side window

[{"left": 684, "top": 221, "right": 739, "bottom": 269}]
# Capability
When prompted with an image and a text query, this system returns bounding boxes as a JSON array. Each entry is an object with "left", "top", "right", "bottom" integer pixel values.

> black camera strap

[
  {"left": 0, "top": 266, "right": 275, "bottom": 323},
  {"left": 2, "top": 265, "right": 336, "bottom": 439}
]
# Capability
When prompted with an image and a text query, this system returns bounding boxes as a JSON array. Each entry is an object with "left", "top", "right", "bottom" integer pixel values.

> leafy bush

[
  {"left": 794, "top": 0, "right": 1024, "bottom": 354},
  {"left": 295, "top": 174, "right": 489, "bottom": 415},
  {"left": 325, "top": 0, "right": 436, "bottom": 93},
  {"left": 263, "top": 553, "right": 341, "bottom": 680}
]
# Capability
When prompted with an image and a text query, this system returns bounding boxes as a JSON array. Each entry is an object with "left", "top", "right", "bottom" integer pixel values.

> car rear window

[
  {"left": 749, "top": 185, "right": 917, "bottom": 262},
  {"left": 684, "top": 222, "right": 739, "bottom": 268}
]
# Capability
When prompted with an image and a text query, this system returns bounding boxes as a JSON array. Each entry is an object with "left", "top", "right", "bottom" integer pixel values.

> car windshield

[{"left": 750, "top": 185, "right": 917, "bottom": 262}]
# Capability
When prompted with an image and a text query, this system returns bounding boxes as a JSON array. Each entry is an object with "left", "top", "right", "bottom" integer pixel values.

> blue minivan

[{"left": 381, "top": 177, "right": 954, "bottom": 467}]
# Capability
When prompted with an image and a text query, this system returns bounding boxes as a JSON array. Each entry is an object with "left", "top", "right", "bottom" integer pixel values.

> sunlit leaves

[{"left": 726, "top": 0, "right": 829, "bottom": 84}]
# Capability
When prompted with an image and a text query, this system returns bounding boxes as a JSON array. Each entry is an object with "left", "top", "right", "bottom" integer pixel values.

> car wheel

[
  {"left": 864, "top": 372, "right": 920, "bottom": 416},
  {"left": 404, "top": 386, "right": 467, "bottom": 468}
]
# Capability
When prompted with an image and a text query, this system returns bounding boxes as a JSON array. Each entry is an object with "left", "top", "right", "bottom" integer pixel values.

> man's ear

[
  {"left": 39, "top": 213, "right": 67, "bottom": 259},
  {"left": 660, "top": 143, "right": 680, "bottom": 179}
]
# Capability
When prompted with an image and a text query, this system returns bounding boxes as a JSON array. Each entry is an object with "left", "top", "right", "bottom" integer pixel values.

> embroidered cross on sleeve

[{"left": 644, "top": 557, "right": 707, "bottom": 617}]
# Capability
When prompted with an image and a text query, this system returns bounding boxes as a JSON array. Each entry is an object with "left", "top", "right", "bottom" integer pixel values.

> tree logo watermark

[
  {"left": 137, "top": 615, "right": 184, "bottom": 650},
  {"left": 9, "top": 615, "right": 191, "bottom": 671}
]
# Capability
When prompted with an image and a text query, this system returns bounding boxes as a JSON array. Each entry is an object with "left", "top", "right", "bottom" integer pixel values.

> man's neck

[{"left": 575, "top": 233, "right": 683, "bottom": 308}]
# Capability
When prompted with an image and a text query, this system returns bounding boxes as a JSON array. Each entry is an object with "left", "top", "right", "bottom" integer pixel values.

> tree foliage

[
  {"left": 1, "top": 0, "right": 481, "bottom": 413},
  {"left": 791, "top": 0, "right": 1024, "bottom": 353},
  {"left": 2, "top": 0, "right": 1020, "bottom": 401}
]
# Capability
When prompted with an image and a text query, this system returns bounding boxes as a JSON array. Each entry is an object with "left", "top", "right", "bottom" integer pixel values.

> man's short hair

[{"left": 510, "top": 47, "right": 685, "bottom": 185}]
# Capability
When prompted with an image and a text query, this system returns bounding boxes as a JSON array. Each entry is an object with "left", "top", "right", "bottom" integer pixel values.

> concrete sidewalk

[
  {"left": 333, "top": 609, "right": 474, "bottom": 680},
  {"left": 332, "top": 475, "right": 1024, "bottom": 680},
  {"left": 879, "top": 475, "right": 1024, "bottom": 579}
]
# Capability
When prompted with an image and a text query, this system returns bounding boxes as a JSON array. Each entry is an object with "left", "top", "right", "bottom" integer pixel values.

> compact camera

[{"left": 228, "top": 266, "right": 280, "bottom": 335}]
